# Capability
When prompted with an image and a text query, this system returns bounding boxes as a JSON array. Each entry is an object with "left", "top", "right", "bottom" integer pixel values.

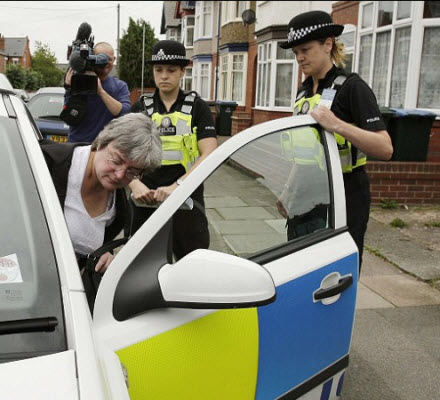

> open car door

[{"left": 93, "top": 115, "right": 358, "bottom": 400}]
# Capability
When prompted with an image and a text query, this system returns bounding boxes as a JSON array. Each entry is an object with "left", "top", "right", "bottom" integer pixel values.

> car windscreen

[
  {"left": 0, "top": 117, "right": 66, "bottom": 363},
  {"left": 27, "top": 94, "right": 64, "bottom": 120}
]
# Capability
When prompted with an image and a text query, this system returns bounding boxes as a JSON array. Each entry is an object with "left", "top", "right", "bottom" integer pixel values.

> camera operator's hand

[
  {"left": 96, "top": 75, "right": 105, "bottom": 96},
  {"left": 65, "top": 68, "right": 73, "bottom": 86}
]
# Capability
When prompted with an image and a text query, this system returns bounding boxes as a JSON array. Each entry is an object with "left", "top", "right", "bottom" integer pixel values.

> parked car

[
  {"left": 0, "top": 73, "right": 13, "bottom": 91},
  {"left": 13, "top": 88, "right": 30, "bottom": 102},
  {"left": 0, "top": 83, "right": 358, "bottom": 399},
  {"left": 27, "top": 87, "right": 69, "bottom": 142}
]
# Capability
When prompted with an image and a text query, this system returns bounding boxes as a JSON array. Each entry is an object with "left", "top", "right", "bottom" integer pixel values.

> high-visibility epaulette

[
  {"left": 181, "top": 91, "right": 198, "bottom": 115},
  {"left": 140, "top": 92, "right": 155, "bottom": 117}
]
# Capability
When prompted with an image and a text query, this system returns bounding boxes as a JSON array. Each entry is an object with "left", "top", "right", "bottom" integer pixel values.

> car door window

[
  {"left": 203, "top": 125, "right": 330, "bottom": 258},
  {"left": 0, "top": 118, "right": 66, "bottom": 362}
]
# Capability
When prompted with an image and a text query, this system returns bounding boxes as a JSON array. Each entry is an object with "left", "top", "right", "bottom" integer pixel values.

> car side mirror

[
  {"left": 158, "top": 249, "right": 276, "bottom": 308},
  {"left": 112, "top": 222, "right": 275, "bottom": 321}
]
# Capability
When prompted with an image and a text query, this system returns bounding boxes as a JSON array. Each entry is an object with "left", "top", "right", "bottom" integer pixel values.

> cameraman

[{"left": 64, "top": 42, "right": 131, "bottom": 143}]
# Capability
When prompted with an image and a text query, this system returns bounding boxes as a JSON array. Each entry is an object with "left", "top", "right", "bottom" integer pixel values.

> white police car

[{"left": 0, "top": 84, "right": 357, "bottom": 399}]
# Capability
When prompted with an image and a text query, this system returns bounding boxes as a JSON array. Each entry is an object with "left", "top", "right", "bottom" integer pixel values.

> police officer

[
  {"left": 130, "top": 40, "right": 218, "bottom": 260},
  {"left": 278, "top": 11, "right": 393, "bottom": 268}
]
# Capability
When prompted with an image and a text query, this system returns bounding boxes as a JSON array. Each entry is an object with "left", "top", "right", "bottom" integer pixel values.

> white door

[{"left": 93, "top": 116, "right": 358, "bottom": 400}]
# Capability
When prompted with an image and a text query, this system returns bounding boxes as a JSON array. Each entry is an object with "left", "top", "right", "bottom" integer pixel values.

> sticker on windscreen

[{"left": 0, "top": 254, "right": 23, "bottom": 283}]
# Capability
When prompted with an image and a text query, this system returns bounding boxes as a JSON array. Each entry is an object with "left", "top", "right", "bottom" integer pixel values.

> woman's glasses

[{"left": 106, "top": 150, "right": 143, "bottom": 180}]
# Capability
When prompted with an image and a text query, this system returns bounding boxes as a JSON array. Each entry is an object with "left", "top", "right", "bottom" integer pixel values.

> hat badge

[
  {"left": 157, "top": 49, "right": 166, "bottom": 59},
  {"left": 287, "top": 28, "right": 295, "bottom": 43}
]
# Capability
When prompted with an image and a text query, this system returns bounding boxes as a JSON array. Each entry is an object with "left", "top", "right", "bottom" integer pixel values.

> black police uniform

[
  {"left": 294, "top": 65, "right": 386, "bottom": 266},
  {"left": 130, "top": 89, "right": 217, "bottom": 260}
]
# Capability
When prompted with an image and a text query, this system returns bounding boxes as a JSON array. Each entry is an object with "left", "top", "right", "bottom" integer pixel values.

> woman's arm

[{"left": 310, "top": 106, "right": 393, "bottom": 160}]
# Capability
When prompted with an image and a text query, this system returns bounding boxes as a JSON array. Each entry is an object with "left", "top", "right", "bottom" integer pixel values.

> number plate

[{"left": 48, "top": 134, "right": 67, "bottom": 143}]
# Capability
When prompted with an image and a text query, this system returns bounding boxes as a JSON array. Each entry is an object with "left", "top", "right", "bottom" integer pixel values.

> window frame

[
  {"left": 195, "top": 1, "right": 214, "bottom": 40},
  {"left": 221, "top": 1, "right": 250, "bottom": 26},
  {"left": 167, "top": 27, "right": 181, "bottom": 42},
  {"left": 339, "top": 24, "right": 357, "bottom": 73},
  {"left": 356, "top": 1, "right": 440, "bottom": 112},
  {"left": 181, "top": 66, "right": 193, "bottom": 92},
  {"left": 255, "top": 40, "right": 297, "bottom": 112},
  {"left": 218, "top": 52, "right": 248, "bottom": 106},
  {"left": 193, "top": 60, "right": 212, "bottom": 100},
  {"left": 182, "top": 15, "right": 195, "bottom": 48}
]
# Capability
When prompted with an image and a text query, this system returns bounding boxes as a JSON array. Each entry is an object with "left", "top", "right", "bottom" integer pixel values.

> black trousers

[
  {"left": 343, "top": 167, "right": 371, "bottom": 270},
  {"left": 287, "top": 167, "right": 370, "bottom": 271},
  {"left": 129, "top": 184, "right": 210, "bottom": 260}
]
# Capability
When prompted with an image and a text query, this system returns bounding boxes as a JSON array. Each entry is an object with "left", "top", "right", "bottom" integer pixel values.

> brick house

[
  {"left": 331, "top": 1, "right": 440, "bottom": 204},
  {"left": 162, "top": 1, "right": 440, "bottom": 204},
  {"left": 0, "top": 36, "right": 32, "bottom": 71},
  {"left": 0, "top": 49, "right": 6, "bottom": 73}
]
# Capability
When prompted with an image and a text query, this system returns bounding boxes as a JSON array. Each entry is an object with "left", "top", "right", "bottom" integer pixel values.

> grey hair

[{"left": 92, "top": 113, "right": 162, "bottom": 175}]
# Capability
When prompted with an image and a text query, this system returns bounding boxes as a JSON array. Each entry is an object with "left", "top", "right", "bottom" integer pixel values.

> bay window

[
  {"left": 181, "top": 67, "right": 193, "bottom": 92},
  {"left": 219, "top": 53, "right": 247, "bottom": 105},
  {"left": 221, "top": 1, "right": 249, "bottom": 25},
  {"left": 256, "top": 41, "right": 296, "bottom": 110},
  {"left": 195, "top": 1, "right": 213, "bottom": 39},
  {"left": 167, "top": 28, "right": 181, "bottom": 42},
  {"left": 356, "top": 1, "right": 440, "bottom": 111},
  {"left": 357, "top": 1, "right": 412, "bottom": 107},
  {"left": 182, "top": 16, "right": 195, "bottom": 48},
  {"left": 193, "top": 60, "right": 211, "bottom": 100}
]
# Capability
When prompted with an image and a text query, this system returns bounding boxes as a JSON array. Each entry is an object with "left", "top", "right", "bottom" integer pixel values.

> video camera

[{"left": 67, "top": 22, "right": 109, "bottom": 95}]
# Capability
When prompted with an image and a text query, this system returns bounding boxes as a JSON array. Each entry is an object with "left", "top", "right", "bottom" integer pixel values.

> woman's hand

[
  {"left": 95, "top": 252, "right": 114, "bottom": 273},
  {"left": 129, "top": 179, "right": 157, "bottom": 205},
  {"left": 153, "top": 183, "right": 178, "bottom": 203},
  {"left": 310, "top": 106, "right": 341, "bottom": 133}
]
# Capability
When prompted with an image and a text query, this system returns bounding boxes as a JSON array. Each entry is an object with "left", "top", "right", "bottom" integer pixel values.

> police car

[{"left": 0, "top": 84, "right": 357, "bottom": 399}]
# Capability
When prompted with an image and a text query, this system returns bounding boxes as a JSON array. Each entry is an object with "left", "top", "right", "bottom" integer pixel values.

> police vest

[
  {"left": 142, "top": 92, "right": 200, "bottom": 172},
  {"left": 280, "top": 127, "right": 325, "bottom": 170},
  {"left": 293, "top": 75, "right": 367, "bottom": 173}
]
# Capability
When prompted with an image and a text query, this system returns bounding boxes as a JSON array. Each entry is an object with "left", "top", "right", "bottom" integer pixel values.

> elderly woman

[
  {"left": 278, "top": 11, "right": 393, "bottom": 268},
  {"left": 40, "top": 113, "right": 162, "bottom": 273}
]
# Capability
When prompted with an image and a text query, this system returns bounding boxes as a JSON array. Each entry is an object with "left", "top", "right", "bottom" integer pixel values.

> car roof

[
  {"left": 35, "top": 87, "right": 65, "bottom": 94},
  {"left": 0, "top": 73, "right": 14, "bottom": 92}
]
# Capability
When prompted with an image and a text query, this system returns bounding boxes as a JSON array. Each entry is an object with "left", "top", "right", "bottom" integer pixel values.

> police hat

[
  {"left": 148, "top": 40, "right": 190, "bottom": 66},
  {"left": 279, "top": 11, "right": 344, "bottom": 49}
]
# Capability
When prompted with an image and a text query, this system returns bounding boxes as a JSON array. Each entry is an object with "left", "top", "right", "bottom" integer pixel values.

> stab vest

[
  {"left": 293, "top": 74, "right": 367, "bottom": 173},
  {"left": 142, "top": 91, "right": 200, "bottom": 172}
]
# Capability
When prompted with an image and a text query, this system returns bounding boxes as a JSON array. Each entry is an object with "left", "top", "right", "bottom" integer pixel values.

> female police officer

[
  {"left": 278, "top": 10, "right": 393, "bottom": 268},
  {"left": 130, "top": 40, "right": 218, "bottom": 260}
]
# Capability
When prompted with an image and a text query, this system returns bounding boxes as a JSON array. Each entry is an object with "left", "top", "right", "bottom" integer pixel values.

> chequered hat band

[
  {"left": 287, "top": 23, "right": 334, "bottom": 43},
  {"left": 152, "top": 49, "right": 187, "bottom": 61}
]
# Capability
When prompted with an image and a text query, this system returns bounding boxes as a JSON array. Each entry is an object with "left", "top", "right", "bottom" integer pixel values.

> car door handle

[{"left": 314, "top": 276, "right": 353, "bottom": 301}]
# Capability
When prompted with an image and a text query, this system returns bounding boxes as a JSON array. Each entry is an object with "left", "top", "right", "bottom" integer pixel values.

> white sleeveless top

[{"left": 64, "top": 146, "right": 116, "bottom": 256}]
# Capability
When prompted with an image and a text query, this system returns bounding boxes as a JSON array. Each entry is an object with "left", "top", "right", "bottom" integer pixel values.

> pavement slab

[
  {"left": 365, "top": 218, "right": 440, "bottom": 281},
  {"left": 356, "top": 282, "right": 395, "bottom": 310},
  {"left": 343, "top": 306, "right": 440, "bottom": 400},
  {"left": 204, "top": 196, "right": 248, "bottom": 208},
  {"left": 360, "top": 275, "right": 440, "bottom": 307},
  {"left": 210, "top": 219, "right": 276, "bottom": 235},
  {"left": 216, "top": 206, "right": 274, "bottom": 220}
]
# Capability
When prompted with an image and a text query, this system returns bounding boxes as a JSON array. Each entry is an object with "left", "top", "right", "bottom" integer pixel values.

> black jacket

[{"left": 39, "top": 139, "right": 130, "bottom": 243}]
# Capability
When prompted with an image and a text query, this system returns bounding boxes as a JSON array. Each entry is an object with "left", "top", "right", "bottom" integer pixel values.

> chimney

[{"left": 0, "top": 35, "right": 5, "bottom": 52}]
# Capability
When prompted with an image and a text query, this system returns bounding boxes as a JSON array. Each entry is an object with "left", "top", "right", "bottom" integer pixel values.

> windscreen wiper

[{"left": 0, "top": 317, "right": 58, "bottom": 335}]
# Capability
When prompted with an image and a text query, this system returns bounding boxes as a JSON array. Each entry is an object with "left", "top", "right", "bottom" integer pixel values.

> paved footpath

[{"left": 342, "top": 216, "right": 440, "bottom": 400}]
